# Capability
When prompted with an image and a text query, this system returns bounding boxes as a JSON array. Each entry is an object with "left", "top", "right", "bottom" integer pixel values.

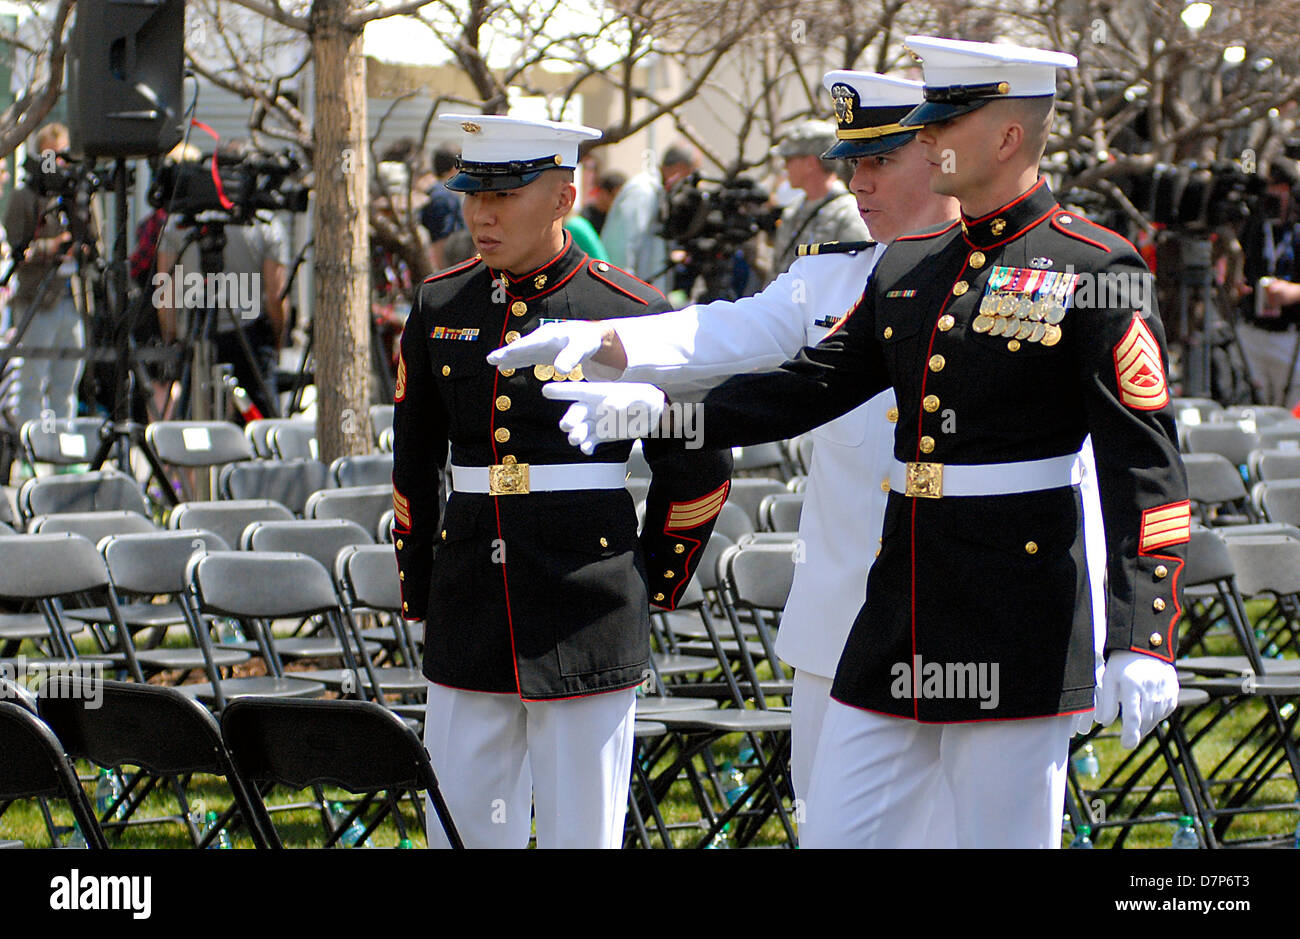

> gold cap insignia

[
  {"left": 553, "top": 154, "right": 563, "bottom": 165},
  {"left": 831, "top": 86, "right": 855, "bottom": 126},
  {"left": 461, "top": 121, "right": 481, "bottom": 133}
]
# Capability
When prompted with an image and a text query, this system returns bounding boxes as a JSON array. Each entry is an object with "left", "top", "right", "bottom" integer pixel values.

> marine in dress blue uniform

[{"left": 393, "top": 115, "right": 732, "bottom": 847}]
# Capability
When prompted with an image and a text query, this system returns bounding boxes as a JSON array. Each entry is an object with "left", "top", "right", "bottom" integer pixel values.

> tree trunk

[{"left": 310, "top": 0, "right": 371, "bottom": 461}]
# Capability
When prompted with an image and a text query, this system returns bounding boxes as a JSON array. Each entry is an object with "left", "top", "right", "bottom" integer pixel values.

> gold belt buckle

[
  {"left": 904, "top": 461, "right": 944, "bottom": 498},
  {"left": 488, "top": 462, "right": 530, "bottom": 495}
]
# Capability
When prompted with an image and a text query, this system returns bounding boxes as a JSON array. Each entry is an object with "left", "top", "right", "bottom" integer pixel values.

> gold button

[
  {"left": 653, "top": 592, "right": 665, "bottom": 602},
  {"left": 534, "top": 364, "right": 556, "bottom": 381},
  {"left": 510, "top": 300, "right": 528, "bottom": 317},
  {"left": 875, "top": 547, "right": 881, "bottom": 557},
  {"left": 504, "top": 331, "right": 521, "bottom": 343},
  {"left": 1150, "top": 633, "right": 1163, "bottom": 647},
  {"left": 569, "top": 365, "right": 585, "bottom": 382},
  {"left": 1154, "top": 565, "right": 1168, "bottom": 579},
  {"left": 402, "top": 602, "right": 408, "bottom": 611},
  {"left": 937, "top": 315, "right": 955, "bottom": 332},
  {"left": 674, "top": 544, "right": 685, "bottom": 554},
  {"left": 440, "top": 530, "right": 447, "bottom": 540},
  {"left": 928, "top": 354, "right": 945, "bottom": 372},
  {"left": 494, "top": 427, "right": 510, "bottom": 443},
  {"left": 500, "top": 368, "right": 516, "bottom": 377},
  {"left": 1007, "top": 339, "right": 1021, "bottom": 352},
  {"left": 969, "top": 251, "right": 985, "bottom": 268},
  {"left": 883, "top": 326, "right": 894, "bottom": 339},
  {"left": 1153, "top": 597, "right": 1166, "bottom": 612},
  {"left": 664, "top": 570, "right": 675, "bottom": 579},
  {"left": 1025, "top": 541, "right": 1038, "bottom": 555},
  {"left": 881, "top": 478, "right": 891, "bottom": 492},
  {"left": 495, "top": 395, "right": 512, "bottom": 411},
  {"left": 396, "top": 539, "right": 404, "bottom": 550},
  {"left": 501, "top": 455, "right": 517, "bottom": 465},
  {"left": 923, "top": 395, "right": 940, "bottom": 412},
  {"left": 599, "top": 537, "right": 609, "bottom": 548},
  {"left": 952, "top": 281, "right": 969, "bottom": 296},
  {"left": 886, "top": 406, "right": 899, "bottom": 423},
  {"left": 441, "top": 365, "right": 451, "bottom": 376},
  {"left": 919, "top": 436, "right": 935, "bottom": 454},
  {"left": 399, "top": 571, "right": 405, "bottom": 581}
]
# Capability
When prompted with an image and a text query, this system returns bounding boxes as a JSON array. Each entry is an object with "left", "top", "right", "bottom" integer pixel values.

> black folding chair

[
  {"left": 220, "top": 696, "right": 462, "bottom": 848},
  {"left": 37, "top": 677, "right": 270, "bottom": 848},
  {"left": 0, "top": 697, "right": 108, "bottom": 848}
]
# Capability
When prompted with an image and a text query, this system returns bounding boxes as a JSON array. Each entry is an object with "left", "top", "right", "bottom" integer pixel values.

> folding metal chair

[
  {"left": 268, "top": 422, "right": 318, "bottom": 461},
  {"left": 37, "top": 678, "right": 270, "bottom": 848},
  {"left": 1248, "top": 447, "right": 1300, "bottom": 485},
  {"left": 244, "top": 417, "right": 313, "bottom": 459},
  {"left": 1184, "top": 423, "right": 1260, "bottom": 476},
  {"left": 169, "top": 498, "right": 295, "bottom": 552},
  {"left": 723, "top": 478, "right": 789, "bottom": 528},
  {"left": 330, "top": 453, "right": 393, "bottom": 488},
  {"left": 17, "top": 468, "right": 149, "bottom": 525},
  {"left": 368, "top": 405, "right": 394, "bottom": 447},
  {"left": 0, "top": 697, "right": 108, "bottom": 848},
  {"left": 183, "top": 551, "right": 361, "bottom": 708},
  {"left": 759, "top": 492, "right": 804, "bottom": 532},
  {"left": 221, "top": 697, "right": 463, "bottom": 848},
  {"left": 20, "top": 416, "right": 106, "bottom": 469},
  {"left": 304, "top": 485, "right": 392, "bottom": 535},
  {"left": 0, "top": 533, "right": 145, "bottom": 683},
  {"left": 28, "top": 510, "right": 158, "bottom": 540},
  {"left": 218, "top": 459, "right": 332, "bottom": 515},
  {"left": 146, "top": 420, "right": 255, "bottom": 501},
  {"left": 1259, "top": 420, "right": 1300, "bottom": 450},
  {"left": 730, "top": 442, "right": 793, "bottom": 480},
  {"left": 1183, "top": 452, "right": 1256, "bottom": 525}
]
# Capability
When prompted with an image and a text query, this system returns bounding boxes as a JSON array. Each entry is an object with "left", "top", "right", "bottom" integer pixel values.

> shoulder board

[
  {"left": 796, "top": 240, "right": 876, "bottom": 257},
  {"left": 585, "top": 258, "right": 665, "bottom": 304},
  {"left": 1049, "top": 210, "right": 1140, "bottom": 256},
  {"left": 422, "top": 256, "right": 483, "bottom": 284},
  {"left": 894, "top": 219, "right": 961, "bottom": 243}
]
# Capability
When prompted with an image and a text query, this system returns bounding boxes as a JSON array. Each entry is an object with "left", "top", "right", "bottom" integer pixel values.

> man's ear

[
  {"left": 995, "top": 120, "right": 1026, "bottom": 166},
  {"left": 556, "top": 178, "right": 577, "bottom": 217}
]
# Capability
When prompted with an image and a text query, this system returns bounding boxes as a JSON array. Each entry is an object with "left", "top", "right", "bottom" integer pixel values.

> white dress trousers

[{"left": 423, "top": 682, "right": 638, "bottom": 849}]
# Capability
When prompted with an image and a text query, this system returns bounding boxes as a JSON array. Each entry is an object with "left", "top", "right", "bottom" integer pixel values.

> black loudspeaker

[{"left": 67, "top": 0, "right": 186, "bottom": 159}]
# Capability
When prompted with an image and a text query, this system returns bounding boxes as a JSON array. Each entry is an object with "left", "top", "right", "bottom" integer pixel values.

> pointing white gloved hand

[
  {"left": 541, "top": 381, "right": 666, "bottom": 455},
  {"left": 486, "top": 320, "right": 621, "bottom": 378},
  {"left": 1095, "top": 650, "right": 1179, "bottom": 749}
]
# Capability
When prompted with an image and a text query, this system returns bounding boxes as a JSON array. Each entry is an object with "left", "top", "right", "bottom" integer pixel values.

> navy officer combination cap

[
  {"left": 899, "top": 36, "right": 1077, "bottom": 127},
  {"left": 821, "top": 71, "right": 925, "bottom": 160},
  {"left": 439, "top": 114, "right": 602, "bottom": 193}
]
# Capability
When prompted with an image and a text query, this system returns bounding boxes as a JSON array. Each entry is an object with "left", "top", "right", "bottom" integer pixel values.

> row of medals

[
  {"left": 533, "top": 363, "right": 584, "bottom": 382},
  {"left": 971, "top": 291, "right": 1066, "bottom": 346}
]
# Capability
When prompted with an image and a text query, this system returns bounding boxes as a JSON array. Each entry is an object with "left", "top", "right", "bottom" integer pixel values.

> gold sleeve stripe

[
  {"left": 1139, "top": 501, "right": 1190, "bottom": 551},
  {"left": 393, "top": 488, "right": 411, "bottom": 528},
  {"left": 666, "top": 483, "right": 730, "bottom": 530}
]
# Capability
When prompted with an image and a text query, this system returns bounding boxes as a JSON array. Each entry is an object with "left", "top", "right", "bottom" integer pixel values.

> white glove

[
  {"left": 1071, "top": 703, "right": 1097, "bottom": 737},
  {"left": 541, "top": 381, "right": 666, "bottom": 455},
  {"left": 486, "top": 320, "right": 620, "bottom": 377},
  {"left": 1095, "top": 650, "right": 1180, "bottom": 749}
]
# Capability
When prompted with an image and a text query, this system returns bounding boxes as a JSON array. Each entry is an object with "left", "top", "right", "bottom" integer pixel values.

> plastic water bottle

[
  {"left": 722, "top": 762, "right": 748, "bottom": 807},
  {"left": 1075, "top": 743, "right": 1100, "bottom": 779},
  {"left": 216, "top": 617, "right": 245, "bottom": 644},
  {"left": 397, "top": 837, "right": 413, "bottom": 849},
  {"left": 330, "top": 801, "right": 369, "bottom": 848},
  {"left": 204, "top": 810, "right": 232, "bottom": 849},
  {"left": 736, "top": 741, "right": 756, "bottom": 765},
  {"left": 94, "top": 768, "right": 125, "bottom": 820},
  {"left": 1171, "top": 815, "right": 1199, "bottom": 848},
  {"left": 1069, "top": 823, "right": 1094, "bottom": 848},
  {"left": 64, "top": 823, "right": 88, "bottom": 848}
]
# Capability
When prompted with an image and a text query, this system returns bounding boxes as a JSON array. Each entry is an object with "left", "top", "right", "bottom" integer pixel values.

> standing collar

[
  {"left": 959, "top": 178, "right": 1058, "bottom": 248},
  {"left": 489, "top": 230, "right": 588, "bottom": 300}
]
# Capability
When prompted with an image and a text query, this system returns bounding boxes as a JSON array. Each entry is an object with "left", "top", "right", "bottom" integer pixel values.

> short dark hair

[
  {"left": 660, "top": 144, "right": 696, "bottom": 170},
  {"left": 432, "top": 146, "right": 459, "bottom": 177},
  {"left": 597, "top": 170, "right": 627, "bottom": 193}
]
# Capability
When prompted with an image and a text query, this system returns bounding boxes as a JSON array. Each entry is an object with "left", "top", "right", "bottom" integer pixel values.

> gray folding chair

[
  {"left": 28, "top": 510, "right": 158, "bottom": 541},
  {"left": 724, "top": 478, "right": 790, "bottom": 528},
  {"left": 1249, "top": 447, "right": 1300, "bottom": 484},
  {"left": 268, "top": 422, "right": 318, "bottom": 461},
  {"left": 759, "top": 492, "right": 804, "bottom": 532},
  {"left": 1184, "top": 423, "right": 1260, "bottom": 474},
  {"left": 146, "top": 420, "right": 256, "bottom": 500},
  {"left": 244, "top": 417, "right": 313, "bottom": 459},
  {"left": 219, "top": 459, "right": 332, "bottom": 515},
  {"left": 168, "top": 499, "right": 295, "bottom": 552},
  {"left": 368, "top": 405, "right": 394, "bottom": 447},
  {"left": 330, "top": 452, "right": 394, "bottom": 488},
  {"left": 305, "top": 485, "right": 392, "bottom": 535},
  {"left": 20, "top": 416, "right": 106, "bottom": 468},
  {"left": 17, "top": 468, "right": 149, "bottom": 525},
  {"left": 1183, "top": 452, "right": 1255, "bottom": 525}
]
